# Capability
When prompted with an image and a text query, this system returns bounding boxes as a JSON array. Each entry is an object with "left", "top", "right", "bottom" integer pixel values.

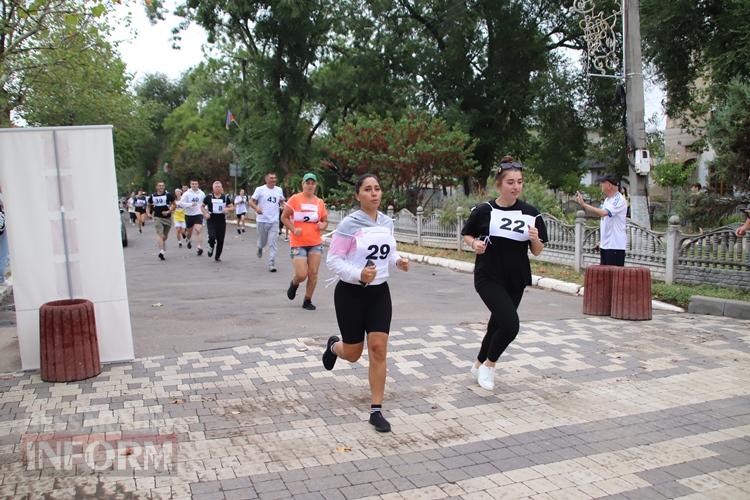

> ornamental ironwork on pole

[{"left": 571, "top": 0, "right": 622, "bottom": 79}]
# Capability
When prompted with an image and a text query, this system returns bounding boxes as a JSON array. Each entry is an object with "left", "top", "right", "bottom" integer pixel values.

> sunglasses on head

[{"left": 496, "top": 162, "right": 523, "bottom": 174}]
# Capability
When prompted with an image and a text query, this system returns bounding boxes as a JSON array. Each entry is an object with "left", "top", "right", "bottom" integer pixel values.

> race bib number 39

[{"left": 489, "top": 210, "right": 537, "bottom": 242}]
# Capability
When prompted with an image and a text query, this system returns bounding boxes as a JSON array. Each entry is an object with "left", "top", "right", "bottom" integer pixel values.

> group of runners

[{"left": 123, "top": 158, "right": 548, "bottom": 433}]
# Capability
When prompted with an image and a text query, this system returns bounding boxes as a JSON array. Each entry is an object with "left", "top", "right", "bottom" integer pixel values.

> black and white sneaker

[
  {"left": 287, "top": 281, "right": 299, "bottom": 300},
  {"left": 158, "top": 253, "right": 165, "bottom": 261},
  {"left": 187, "top": 240, "right": 192, "bottom": 249},
  {"left": 197, "top": 248, "right": 203, "bottom": 256},
  {"left": 178, "top": 242, "right": 182, "bottom": 248},
  {"left": 322, "top": 335, "right": 339, "bottom": 370},
  {"left": 369, "top": 411, "right": 391, "bottom": 433},
  {"left": 208, "top": 246, "right": 214, "bottom": 258}
]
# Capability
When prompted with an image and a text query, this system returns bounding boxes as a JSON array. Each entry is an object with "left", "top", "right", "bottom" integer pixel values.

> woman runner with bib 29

[
  {"left": 322, "top": 174, "right": 409, "bottom": 433},
  {"left": 461, "top": 156, "right": 547, "bottom": 391}
]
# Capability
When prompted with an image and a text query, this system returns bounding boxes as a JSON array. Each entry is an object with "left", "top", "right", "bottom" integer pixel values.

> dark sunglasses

[{"left": 496, "top": 162, "right": 523, "bottom": 175}]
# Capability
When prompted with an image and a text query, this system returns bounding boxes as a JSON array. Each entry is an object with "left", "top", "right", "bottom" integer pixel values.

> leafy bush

[
  {"left": 673, "top": 191, "right": 748, "bottom": 230},
  {"left": 436, "top": 169, "right": 565, "bottom": 225}
]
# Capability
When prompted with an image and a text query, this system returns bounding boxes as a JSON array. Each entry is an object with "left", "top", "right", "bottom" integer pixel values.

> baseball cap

[
  {"left": 597, "top": 173, "right": 619, "bottom": 186},
  {"left": 302, "top": 172, "right": 317, "bottom": 182}
]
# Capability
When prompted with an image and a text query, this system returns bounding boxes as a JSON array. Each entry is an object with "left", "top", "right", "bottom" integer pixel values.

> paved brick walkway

[{"left": 1, "top": 314, "right": 749, "bottom": 499}]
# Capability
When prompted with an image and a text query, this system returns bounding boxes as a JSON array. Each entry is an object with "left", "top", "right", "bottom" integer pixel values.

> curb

[{"left": 399, "top": 251, "right": 685, "bottom": 313}]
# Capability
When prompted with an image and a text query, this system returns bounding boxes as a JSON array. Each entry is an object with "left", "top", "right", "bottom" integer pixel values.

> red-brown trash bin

[
  {"left": 610, "top": 267, "right": 652, "bottom": 320},
  {"left": 39, "top": 299, "right": 101, "bottom": 382},
  {"left": 582, "top": 265, "right": 619, "bottom": 316}
]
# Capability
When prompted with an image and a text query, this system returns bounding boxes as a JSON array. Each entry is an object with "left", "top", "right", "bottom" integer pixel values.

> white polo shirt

[{"left": 600, "top": 192, "right": 628, "bottom": 250}]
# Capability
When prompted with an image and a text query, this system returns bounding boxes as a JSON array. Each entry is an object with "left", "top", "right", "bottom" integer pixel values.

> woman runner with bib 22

[
  {"left": 461, "top": 156, "right": 547, "bottom": 391},
  {"left": 322, "top": 174, "right": 409, "bottom": 433}
]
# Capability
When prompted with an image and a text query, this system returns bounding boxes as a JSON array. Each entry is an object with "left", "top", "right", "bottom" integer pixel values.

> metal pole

[
  {"left": 624, "top": 0, "right": 650, "bottom": 228},
  {"left": 52, "top": 131, "right": 74, "bottom": 299}
]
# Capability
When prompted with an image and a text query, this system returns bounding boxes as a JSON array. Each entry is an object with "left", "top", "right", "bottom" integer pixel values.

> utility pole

[{"left": 623, "top": 0, "right": 650, "bottom": 228}]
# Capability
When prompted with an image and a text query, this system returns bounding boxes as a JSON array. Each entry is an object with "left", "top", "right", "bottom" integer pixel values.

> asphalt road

[{"left": 0, "top": 216, "right": 589, "bottom": 371}]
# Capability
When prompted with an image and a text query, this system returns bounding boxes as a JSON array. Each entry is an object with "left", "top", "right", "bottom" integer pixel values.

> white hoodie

[{"left": 327, "top": 210, "right": 401, "bottom": 286}]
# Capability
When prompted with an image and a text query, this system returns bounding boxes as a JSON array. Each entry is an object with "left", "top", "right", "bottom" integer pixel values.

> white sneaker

[
  {"left": 470, "top": 364, "right": 479, "bottom": 379},
  {"left": 477, "top": 365, "right": 495, "bottom": 390}
]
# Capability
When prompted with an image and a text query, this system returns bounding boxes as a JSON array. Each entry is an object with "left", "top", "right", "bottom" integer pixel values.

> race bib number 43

[{"left": 489, "top": 210, "right": 537, "bottom": 242}]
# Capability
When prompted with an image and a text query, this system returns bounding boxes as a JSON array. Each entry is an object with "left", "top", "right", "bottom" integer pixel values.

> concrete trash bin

[
  {"left": 610, "top": 267, "right": 652, "bottom": 320},
  {"left": 40, "top": 299, "right": 101, "bottom": 382},
  {"left": 582, "top": 265, "right": 618, "bottom": 316}
]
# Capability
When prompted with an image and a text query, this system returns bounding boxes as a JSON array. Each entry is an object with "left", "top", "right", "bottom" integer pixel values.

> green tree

[
  {"left": 384, "top": 0, "right": 590, "bottom": 192},
  {"left": 159, "top": 0, "right": 336, "bottom": 180},
  {"left": 652, "top": 160, "right": 692, "bottom": 216},
  {"left": 15, "top": 11, "right": 154, "bottom": 193},
  {"left": 526, "top": 64, "right": 588, "bottom": 192},
  {"left": 641, "top": 0, "right": 750, "bottom": 116},
  {"left": 134, "top": 72, "right": 189, "bottom": 183},
  {"left": 162, "top": 64, "right": 233, "bottom": 187},
  {"left": 0, "top": 0, "right": 113, "bottom": 125},
  {"left": 706, "top": 78, "right": 750, "bottom": 192},
  {"left": 322, "top": 113, "right": 477, "bottom": 209}
]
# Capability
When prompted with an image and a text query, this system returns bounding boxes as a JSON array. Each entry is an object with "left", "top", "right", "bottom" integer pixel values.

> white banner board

[{"left": 0, "top": 125, "right": 134, "bottom": 370}]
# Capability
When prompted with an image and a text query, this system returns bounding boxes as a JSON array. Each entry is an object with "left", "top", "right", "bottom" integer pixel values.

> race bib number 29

[{"left": 489, "top": 210, "right": 537, "bottom": 242}]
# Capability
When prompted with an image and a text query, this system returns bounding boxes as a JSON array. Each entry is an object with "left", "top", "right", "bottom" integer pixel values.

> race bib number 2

[{"left": 489, "top": 210, "right": 537, "bottom": 242}]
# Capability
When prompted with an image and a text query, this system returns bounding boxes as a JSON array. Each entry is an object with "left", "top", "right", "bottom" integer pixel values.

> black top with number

[
  {"left": 203, "top": 194, "right": 233, "bottom": 220},
  {"left": 148, "top": 192, "right": 175, "bottom": 218},
  {"left": 461, "top": 199, "right": 548, "bottom": 287}
]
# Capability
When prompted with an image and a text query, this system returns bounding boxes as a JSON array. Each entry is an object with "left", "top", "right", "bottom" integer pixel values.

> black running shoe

[
  {"left": 286, "top": 281, "right": 298, "bottom": 300},
  {"left": 208, "top": 246, "right": 214, "bottom": 258},
  {"left": 302, "top": 299, "right": 316, "bottom": 310},
  {"left": 369, "top": 411, "right": 391, "bottom": 433},
  {"left": 322, "top": 335, "right": 339, "bottom": 370},
  {"left": 242, "top": 229, "right": 246, "bottom": 233},
  {"left": 187, "top": 240, "right": 192, "bottom": 249},
  {"left": 237, "top": 228, "right": 241, "bottom": 235},
  {"left": 197, "top": 248, "right": 203, "bottom": 256},
  {"left": 158, "top": 253, "right": 165, "bottom": 261}
]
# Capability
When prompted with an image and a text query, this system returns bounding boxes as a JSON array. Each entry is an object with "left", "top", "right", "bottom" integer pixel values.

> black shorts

[
  {"left": 600, "top": 249, "right": 625, "bottom": 266},
  {"left": 186, "top": 214, "right": 203, "bottom": 228},
  {"left": 334, "top": 281, "right": 392, "bottom": 344},
  {"left": 135, "top": 208, "right": 146, "bottom": 214}
]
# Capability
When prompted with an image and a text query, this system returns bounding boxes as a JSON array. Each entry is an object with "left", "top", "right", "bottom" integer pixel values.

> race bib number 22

[{"left": 489, "top": 210, "right": 537, "bottom": 242}]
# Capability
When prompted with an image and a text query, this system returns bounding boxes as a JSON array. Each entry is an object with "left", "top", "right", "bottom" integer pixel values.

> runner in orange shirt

[{"left": 280, "top": 172, "right": 328, "bottom": 310}]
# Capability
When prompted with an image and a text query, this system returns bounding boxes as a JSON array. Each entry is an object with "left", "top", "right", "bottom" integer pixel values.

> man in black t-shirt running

[
  {"left": 147, "top": 181, "right": 176, "bottom": 261},
  {"left": 202, "top": 181, "right": 234, "bottom": 262}
]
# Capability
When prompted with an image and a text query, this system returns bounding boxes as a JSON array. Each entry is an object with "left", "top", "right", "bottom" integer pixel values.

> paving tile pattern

[{"left": 0, "top": 314, "right": 749, "bottom": 499}]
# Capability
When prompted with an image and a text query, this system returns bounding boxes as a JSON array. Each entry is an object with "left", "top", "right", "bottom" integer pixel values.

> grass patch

[
  {"left": 651, "top": 282, "right": 750, "bottom": 309},
  {"left": 399, "top": 243, "right": 750, "bottom": 308},
  {"left": 399, "top": 243, "right": 585, "bottom": 284}
]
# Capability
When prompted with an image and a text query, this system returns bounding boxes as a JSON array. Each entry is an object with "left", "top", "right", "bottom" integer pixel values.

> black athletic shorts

[
  {"left": 334, "top": 281, "right": 392, "bottom": 344},
  {"left": 186, "top": 214, "right": 203, "bottom": 228},
  {"left": 135, "top": 207, "right": 146, "bottom": 214}
]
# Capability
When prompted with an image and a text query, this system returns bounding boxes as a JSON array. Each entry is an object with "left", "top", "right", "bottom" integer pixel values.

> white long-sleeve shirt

[{"left": 179, "top": 189, "right": 206, "bottom": 217}]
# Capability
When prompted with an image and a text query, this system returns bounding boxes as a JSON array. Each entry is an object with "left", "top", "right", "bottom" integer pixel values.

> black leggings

[
  {"left": 475, "top": 277, "right": 525, "bottom": 363},
  {"left": 207, "top": 217, "right": 227, "bottom": 259}
]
